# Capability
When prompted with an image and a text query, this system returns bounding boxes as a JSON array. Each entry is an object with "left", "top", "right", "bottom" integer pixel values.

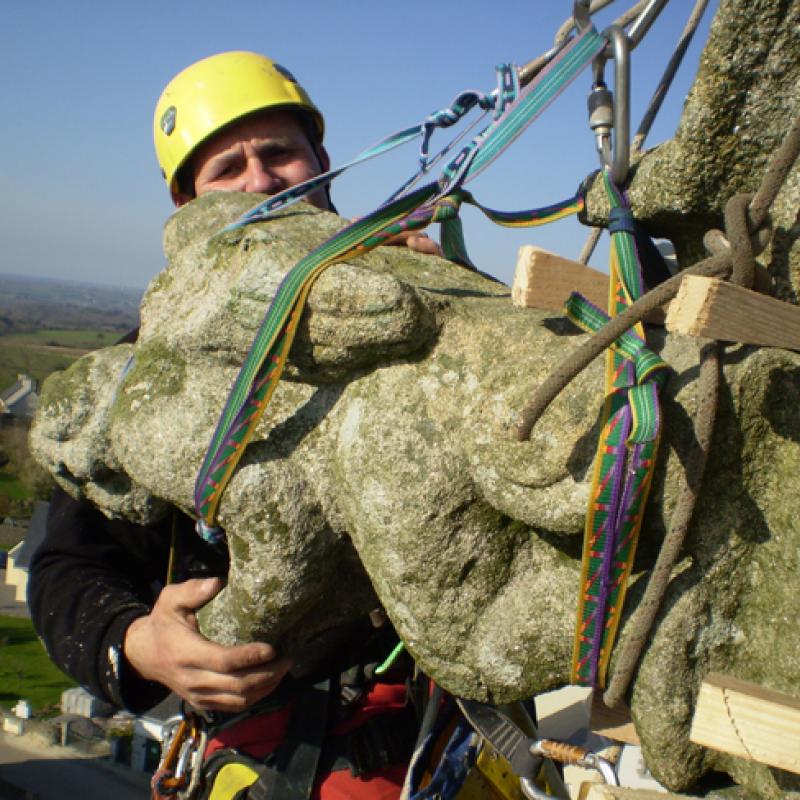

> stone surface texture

[{"left": 30, "top": 192, "right": 800, "bottom": 797}]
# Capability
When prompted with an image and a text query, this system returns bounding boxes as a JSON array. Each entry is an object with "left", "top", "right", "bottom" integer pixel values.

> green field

[
  {"left": 0, "top": 473, "right": 30, "bottom": 501},
  {"left": 0, "top": 342, "right": 75, "bottom": 389},
  {"left": 0, "top": 328, "right": 121, "bottom": 388},
  {"left": 2, "top": 328, "right": 120, "bottom": 349},
  {"left": 0, "top": 615, "right": 77, "bottom": 711}
]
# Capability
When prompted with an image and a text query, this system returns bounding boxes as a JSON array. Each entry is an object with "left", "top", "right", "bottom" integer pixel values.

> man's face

[{"left": 177, "top": 110, "right": 331, "bottom": 210}]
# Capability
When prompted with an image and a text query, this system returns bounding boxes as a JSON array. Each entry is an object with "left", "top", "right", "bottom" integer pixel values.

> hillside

[
  {"left": 0, "top": 274, "right": 141, "bottom": 388},
  {"left": 0, "top": 273, "right": 141, "bottom": 336}
]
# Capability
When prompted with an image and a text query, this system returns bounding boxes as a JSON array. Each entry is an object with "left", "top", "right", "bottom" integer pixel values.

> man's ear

[
  {"left": 316, "top": 145, "right": 331, "bottom": 174},
  {"left": 172, "top": 189, "right": 194, "bottom": 207}
]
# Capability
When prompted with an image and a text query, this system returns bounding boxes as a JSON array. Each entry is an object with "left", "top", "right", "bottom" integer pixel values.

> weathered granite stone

[
  {"left": 29, "top": 191, "right": 800, "bottom": 798},
  {"left": 32, "top": 344, "right": 168, "bottom": 523}
]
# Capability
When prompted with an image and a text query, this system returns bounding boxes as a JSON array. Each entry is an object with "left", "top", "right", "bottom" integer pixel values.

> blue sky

[{"left": 1, "top": 1, "right": 717, "bottom": 291}]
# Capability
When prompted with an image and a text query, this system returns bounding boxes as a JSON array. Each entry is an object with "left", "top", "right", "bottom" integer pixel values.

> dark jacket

[{"left": 28, "top": 487, "right": 228, "bottom": 712}]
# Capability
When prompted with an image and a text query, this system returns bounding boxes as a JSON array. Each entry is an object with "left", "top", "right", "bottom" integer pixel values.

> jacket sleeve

[{"left": 28, "top": 487, "right": 182, "bottom": 713}]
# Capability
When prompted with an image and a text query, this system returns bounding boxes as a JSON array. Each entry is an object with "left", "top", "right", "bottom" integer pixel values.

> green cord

[{"left": 374, "top": 641, "right": 405, "bottom": 675}]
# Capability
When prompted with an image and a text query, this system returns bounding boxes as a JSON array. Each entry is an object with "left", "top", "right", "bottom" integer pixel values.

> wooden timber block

[
  {"left": 578, "top": 785, "right": 700, "bottom": 800},
  {"left": 512, "top": 245, "right": 609, "bottom": 311},
  {"left": 690, "top": 673, "right": 800, "bottom": 773},
  {"left": 512, "top": 245, "right": 668, "bottom": 325},
  {"left": 589, "top": 692, "right": 641, "bottom": 746},
  {"left": 689, "top": 672, "right": 800, "bottom": 774},
  {"left": 665, "top": 275, "right": 800, "bottom": 351}
]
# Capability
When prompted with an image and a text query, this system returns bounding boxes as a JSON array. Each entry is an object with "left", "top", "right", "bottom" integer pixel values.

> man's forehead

[{"left": 195, "top": 110, "right": 308, "bottom": 161}]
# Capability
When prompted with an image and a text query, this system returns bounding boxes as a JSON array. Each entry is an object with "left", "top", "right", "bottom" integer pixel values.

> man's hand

[
  {"left": 124, "top": 578, "right": 292, "bottom": 712},
  {"left": 389, "top": 231, "right": 443, "bottom": 256}
]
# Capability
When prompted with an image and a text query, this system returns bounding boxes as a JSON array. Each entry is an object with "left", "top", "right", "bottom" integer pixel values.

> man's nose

[{"left": 244, "top": 157, "right": 284, "bottom": 195}]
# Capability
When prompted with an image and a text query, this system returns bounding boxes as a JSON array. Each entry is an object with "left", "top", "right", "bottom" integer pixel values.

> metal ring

[{"left": 520, "top": 776, "right": 554, "bottom": 800}]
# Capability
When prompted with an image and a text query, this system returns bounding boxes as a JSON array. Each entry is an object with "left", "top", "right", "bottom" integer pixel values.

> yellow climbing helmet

[{"left": 153, "top": 51, "right": 325, "bottom": 194}]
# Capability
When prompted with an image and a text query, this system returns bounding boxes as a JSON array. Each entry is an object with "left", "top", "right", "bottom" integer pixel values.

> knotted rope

[{"left": 516, "top": 111, "right": 800, "bottom": 440}]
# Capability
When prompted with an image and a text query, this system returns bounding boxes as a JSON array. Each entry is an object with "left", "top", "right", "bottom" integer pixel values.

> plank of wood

[
  {"left": 689, "top": 672, "right": 800, "bottom": 774},
  {"left": 665, "top": 276, "right": 800, "bottom": 351},
  {"left": 579, "top": 785, "right": 699, "bottom": 800},
  {"left": 512, "top": 245, "right": 668, "bottom": 325},
  {"left": 512, "top": 245, "right": 609, "bottom": 311},
  {"left": 589, "top": 692, "right": 641, "bottom": 746}
]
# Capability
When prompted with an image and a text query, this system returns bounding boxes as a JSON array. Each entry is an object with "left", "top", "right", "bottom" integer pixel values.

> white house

[
  {"left": 0, "top": 374, "right": 39, "bottom": 420},
  {"left": 5, "top": 500, "right": 48, "bottom": 603}
]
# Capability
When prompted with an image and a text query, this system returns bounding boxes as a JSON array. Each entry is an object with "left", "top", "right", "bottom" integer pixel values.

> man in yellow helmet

[
  {"left": 30, "top": 51, "right": 430, "bottom": 800},
  {"left": 154, "top": 50, "right": 438, "bottom": 249},
  {"left": 154, "top": 52, "right": 331, "bottom": 209}
]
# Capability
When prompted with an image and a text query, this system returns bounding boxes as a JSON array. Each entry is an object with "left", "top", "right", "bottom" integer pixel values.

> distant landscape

[
  {"left": 0, "top": 275, "right": 144, "bottom": 708},
  {"left": 0, "top": 273, "right": 143, "bottom": 521},
  {"left": 0, "top": 273, "right": 142, "bottom": 387}
]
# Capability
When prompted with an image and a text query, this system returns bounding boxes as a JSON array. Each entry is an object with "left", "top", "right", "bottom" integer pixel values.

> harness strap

[
  {"left": 198, "top": 689, "right": 418, "bottom": 800},
  {"left": 319, "top": 705, "right": 419, "bottom": 778},
  {"left": 570, "top": 170, "right": 665, "bottom": 688},
  {"left": 246, "top": 679, "right": 331, "bottom": 800}
]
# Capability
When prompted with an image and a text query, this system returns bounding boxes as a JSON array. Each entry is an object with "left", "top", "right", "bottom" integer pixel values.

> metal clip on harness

[
  {"left": 574, "top": 0, "right": 673, "bottom": 186},
  {"left": 151, "top": 712, "right": 208, "bottom": 800},
  {"left": 520, "top": 739, "right": 619, "bottom": 800}
]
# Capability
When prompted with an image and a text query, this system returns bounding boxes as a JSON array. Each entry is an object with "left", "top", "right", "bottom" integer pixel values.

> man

[{"left": 29, "top": 51, "right": 435, "bottom": 797}]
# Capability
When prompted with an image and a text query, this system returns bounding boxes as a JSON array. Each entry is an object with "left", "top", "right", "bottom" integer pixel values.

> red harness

[{"left": 204, "top": 681, "right": 410, "bottom": 800}]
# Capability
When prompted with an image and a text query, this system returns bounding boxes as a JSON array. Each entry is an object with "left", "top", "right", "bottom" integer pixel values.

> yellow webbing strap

[{"left": 207, "top": 761, "right": 260, "bottom": 800}]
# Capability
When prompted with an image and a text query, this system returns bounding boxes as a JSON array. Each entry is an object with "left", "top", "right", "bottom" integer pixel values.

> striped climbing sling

[
  {"left": 565, "top": 172, "right": 668, "bottom": 688},
  {"left": 193, "top": 25, "right": 607, "bottom": 535}
]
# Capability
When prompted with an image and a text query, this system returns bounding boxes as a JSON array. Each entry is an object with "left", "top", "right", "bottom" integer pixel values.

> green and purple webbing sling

[
  {"left": 565, "top": 171, "right": 668, "bottom": 688},
  {"left": 194, "top": 24, "right": 608, "bottom": 541}
]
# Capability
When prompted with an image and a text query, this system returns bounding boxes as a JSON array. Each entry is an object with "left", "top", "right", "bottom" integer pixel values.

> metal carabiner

[
  {"left": 520, "top": 776, "right": 555, "bottom": 800},
  {"left": 578, "top": 752, "right": 620, "bottom": 786},
  {"left": 530, "top": 738, "right": 620, "bottom": 789},
  {"left": 173, "top": 733, "right": 198, "bottom": 783},
  {"left": 151, "top": 712, "right": 207, "bottom": 799},
  {"left": 588, "top": 24, "right": 630, "bottom": 185}
]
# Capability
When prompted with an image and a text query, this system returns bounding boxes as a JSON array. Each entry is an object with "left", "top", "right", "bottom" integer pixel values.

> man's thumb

[{"left": 173, "top": 576, "right": 224, "bottom": 611}]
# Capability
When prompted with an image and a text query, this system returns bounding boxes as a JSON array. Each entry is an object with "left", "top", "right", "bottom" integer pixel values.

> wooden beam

[
  {"left": 589, "top": 692, "right": 641, "bottom": 746},
  {"left": 512, "top": 245, "right": 609, "bottom": 311},
  {"left": 665, "top": 276, "right": 800, "bottom": 351},
  {"left": 579, "top": 786, "right": 700, "bottom": 800},
  {"left": 512, "top": 245, "right": 667, "bottom": 324},
  {"left": 689, "top": 672, "right": 800, "bottom": 774}
]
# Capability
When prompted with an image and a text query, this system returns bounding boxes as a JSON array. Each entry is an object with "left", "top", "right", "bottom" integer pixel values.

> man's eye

[{"left": 264, "top": 147, "right": 292, "bottom": 162}]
